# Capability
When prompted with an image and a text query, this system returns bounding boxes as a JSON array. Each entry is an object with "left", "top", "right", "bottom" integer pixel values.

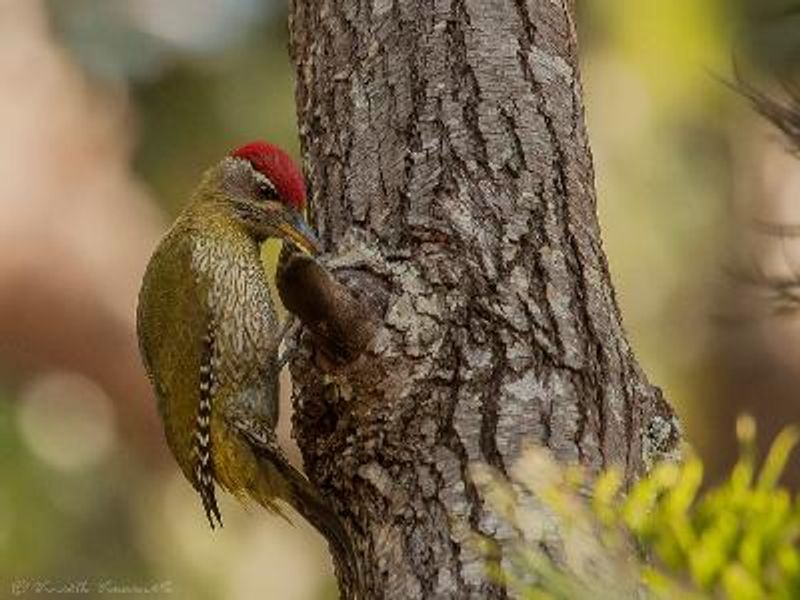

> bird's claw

[{"left": 276, "top": 316, "right": 301, "bottom": 370}]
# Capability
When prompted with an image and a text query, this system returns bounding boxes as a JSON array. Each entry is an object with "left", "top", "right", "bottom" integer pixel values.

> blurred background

[{"left": 1, "top": 0, "right": 799, "bottom": 598}]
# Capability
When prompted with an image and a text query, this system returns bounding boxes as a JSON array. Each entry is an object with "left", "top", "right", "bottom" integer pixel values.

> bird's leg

[{"left": 276, "top": 315, "right": 300, "bottom": 371}]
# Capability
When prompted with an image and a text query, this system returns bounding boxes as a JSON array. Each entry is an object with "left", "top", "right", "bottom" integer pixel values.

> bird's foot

[{"left": 276, "top": 316, "right": 301, "bottom": 370}]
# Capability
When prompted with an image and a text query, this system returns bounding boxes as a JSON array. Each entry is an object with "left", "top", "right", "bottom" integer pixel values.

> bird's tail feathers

[{"left": 231, "top": 418, "right": 360, "bottom": 594}]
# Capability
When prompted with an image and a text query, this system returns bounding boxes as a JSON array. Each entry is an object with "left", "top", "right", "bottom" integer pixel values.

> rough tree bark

[{"left": 285, "top": 1, "right": 680, "bottom": 597}]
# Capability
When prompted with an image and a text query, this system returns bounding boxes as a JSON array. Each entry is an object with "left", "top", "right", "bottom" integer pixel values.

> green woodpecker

[{"left": 136, "top": 142, "right": 338, "bottom": 540}]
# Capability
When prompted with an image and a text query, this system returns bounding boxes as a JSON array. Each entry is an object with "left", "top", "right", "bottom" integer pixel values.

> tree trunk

[{"left": 287, "top": 1, "right": 679, "bottom": 597}]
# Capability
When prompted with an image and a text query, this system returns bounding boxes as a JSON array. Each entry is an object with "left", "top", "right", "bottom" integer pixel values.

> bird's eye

[{"left": 258, "top": 181, "right": 278, "bottom": 200}]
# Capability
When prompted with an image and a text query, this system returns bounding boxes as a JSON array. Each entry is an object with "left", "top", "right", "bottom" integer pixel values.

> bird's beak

[{"left": 274, "top": 208, "right": 321, "bottom": 256}]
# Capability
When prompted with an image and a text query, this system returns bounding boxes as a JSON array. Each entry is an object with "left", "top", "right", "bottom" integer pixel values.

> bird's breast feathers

[{"left": 189, "top": 233, "right": 280, "bottom": 380}]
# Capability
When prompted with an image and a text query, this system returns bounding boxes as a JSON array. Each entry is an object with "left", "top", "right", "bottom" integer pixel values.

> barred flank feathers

[{"left": 195, "top": 330, "right": 222, "bottom": 529}]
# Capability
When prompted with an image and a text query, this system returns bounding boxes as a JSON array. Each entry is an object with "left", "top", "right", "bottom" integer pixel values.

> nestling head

[{"left": 218, "top": 141, "right": 319, "bottom": 254}]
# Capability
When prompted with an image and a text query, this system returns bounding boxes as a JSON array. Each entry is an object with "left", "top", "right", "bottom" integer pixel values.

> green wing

[{"left": 137, "top": 224, "right": 208, "bottom": 485}]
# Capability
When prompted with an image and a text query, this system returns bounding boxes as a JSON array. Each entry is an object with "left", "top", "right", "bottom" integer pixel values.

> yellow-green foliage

[{"left": 474, "top": 416, "right": 800, "bottom": 600}]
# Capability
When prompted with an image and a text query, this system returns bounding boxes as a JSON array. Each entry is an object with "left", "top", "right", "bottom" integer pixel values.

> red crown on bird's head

[{"left": 231, "top": 141, "right": 307, "bottom": 210}]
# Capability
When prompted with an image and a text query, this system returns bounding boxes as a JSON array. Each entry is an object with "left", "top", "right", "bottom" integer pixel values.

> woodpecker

[{"left": 136, "top": 142, "right": 342, "bottom": 545}]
